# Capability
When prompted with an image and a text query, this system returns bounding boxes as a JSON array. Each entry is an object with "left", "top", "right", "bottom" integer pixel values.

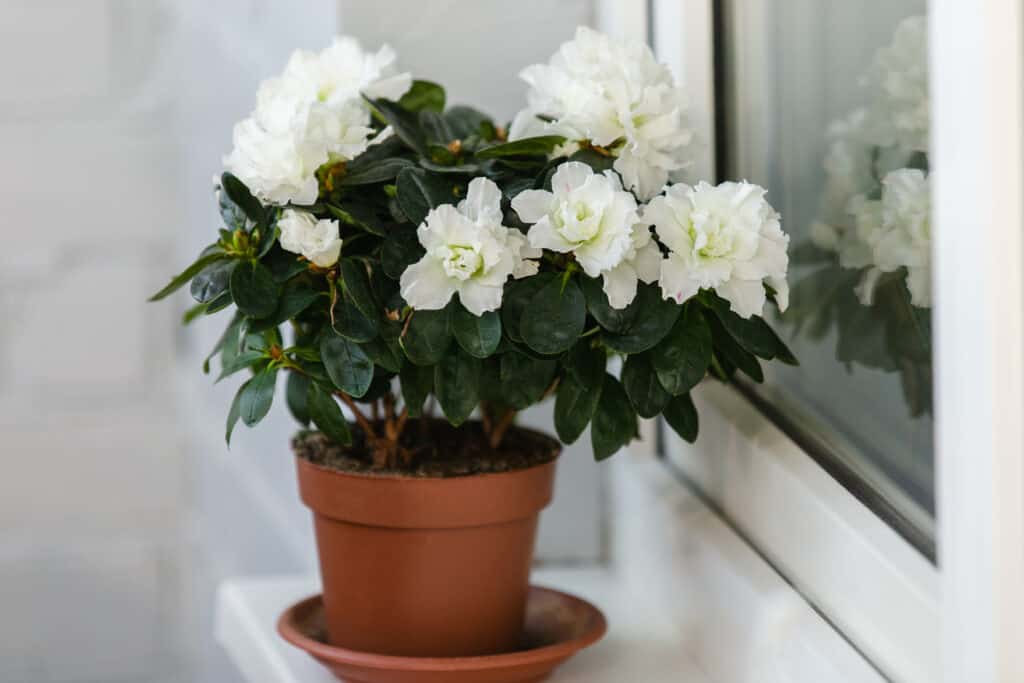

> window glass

[{"left": 718, "top": 1, "right": 934, "bottom": 539}]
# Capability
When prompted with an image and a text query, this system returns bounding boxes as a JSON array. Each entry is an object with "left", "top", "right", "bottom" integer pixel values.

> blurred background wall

[{"left": 0, "top": 2, "right": 604, "bottom": 681}]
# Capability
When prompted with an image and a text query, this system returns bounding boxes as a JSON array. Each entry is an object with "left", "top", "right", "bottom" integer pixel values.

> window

[{"left": 715, "top": 0, "right": 935, "bottom": 552}]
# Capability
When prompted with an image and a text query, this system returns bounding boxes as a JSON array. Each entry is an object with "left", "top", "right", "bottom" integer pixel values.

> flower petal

[{"left": 400, "top": 258, "right": 456, "bottom": 311}]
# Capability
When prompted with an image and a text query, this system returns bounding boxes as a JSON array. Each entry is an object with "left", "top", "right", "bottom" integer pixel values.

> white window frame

[{"left": 646, "top": 1, "right": 1024, "bottom": 681}]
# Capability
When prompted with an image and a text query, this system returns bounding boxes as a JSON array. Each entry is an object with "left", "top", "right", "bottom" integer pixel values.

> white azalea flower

[
  {"left": 512, "top": 161, "right": 653, "bottom": 308},
  {"left": 278, "top": 209, "right": 342, "bottom": 268},
  {"left": 400, "top": 178, "right": 539, "bottom": 316},
  {"left": 511, "top": 27, "right": 693, "bottom": 200},
  {"left": 646, "top": 181, "right": 789, "bottom": 319},
  {"left": 224, "top": 37, "right": 411, "bottom": 206}
]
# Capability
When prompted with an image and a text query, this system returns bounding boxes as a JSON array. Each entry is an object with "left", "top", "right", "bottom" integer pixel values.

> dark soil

[{"left": 292, "top": 419, "right": 560, "bottom": 478}]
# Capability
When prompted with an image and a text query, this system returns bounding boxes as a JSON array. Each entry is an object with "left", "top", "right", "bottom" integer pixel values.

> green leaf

[
  {"left": 226, "top": 383, "right": 243, "bottom": 445},
  {"left": 339, "top": 259, "right": 378, "bottom": 319},
  {"left": 521, "top": 275, "right": 586, "bottom": 355},
  {"left": 215, "top": 349, "right": 264, "bottom": 383},
  {"left": 286, "top": 372, "right": 311, "bottom": 426},
  {"left": 445, "top": 106, "right": 493, "bottom": 139},
  {"left": 707, "top": 313, "right": 763, "bottom": 382},
  {"left": 338, "top": 157, "right": 415, "bottom": 186},
  {"left": 435, "top": 348, "right": 481, "bottom": 426},
  {"left": 603, "top": 284, "right": 681, "bottom": 354},
  {"left": 221, "top": 172, "right": 265, "bottom": 224},
  {"left": 580, "top": 275, "right": 638, "bottom": 333},
  {"left": 149, "top": 252, "right": 226, "bottom": 301},
  {"left": 321, "top": 332, "right": 374, "bottom": 398},
  {"left": 238, "top": 368, "right": 277, "bottom": 427},
  {"left": 400, "top": 308, "right": 452, "bottom": 365},
  {"left": 420, "top": 110, "right": 454, "bottom": 145},
  {"left": 331, "top": 290, "right": 377, "bottom": 343},
  {"left": 230, "top": 260, "right": 280, "bottom": 318},
  {"left": 650, "top": 306, "right": 712, "bottom": 396},
  {"left": 567, "top": 147, "right": 615, "bottom": 173},
  {"left": 452, "top": 305, "right": 501, "bottom": 358},
  {"left": 248, "top": 279, "right": 322, "bottom": 333},
  {"left": 476, "top": 135, "right": 567, "bottom": 159},
  {"left": 219, "top": 185, "right": 248, "bottom": 231},
  {"left": 555, "top": 348, "right": 605, "bottom": 443},
  {"left": 502, "top": 273, "right": 551, "bottom": 343},
  {"left": 399, "top": 362, "right": 433, "bottom": 417},
  {"left": 621, "top": 354, "right": 670, "bottom": 419},
  {"left": 591, "top": 374, "right": 637, "bottom": 461},
  {"left": 381, "top": 227, "right": 425, "bottom": 279},
  {"left": 707, "top": 295, "right": 779, "bottom": 359},
  {"left": 263, "top": 245, "right": 309, "bottom": 282},
  {"left": 399, "top": 80, "right": 446, "bottom": 113},
  {"left": 307, "top": 382, "right": 352, "bottom": 446},
  {"left": 769, "top": 326, "right": 799, "bottom": 365},
  {"left": 663, "top": 393, "right": 699, "bottom": 443},
  {"left": 366, "top": 97, "right": 427, "bottom": 155},
  {"left": 499, "top": 351, "right": 557, "bottom": 410},
  {"left": 395, "top": 167, "right": 456, "bottom": 226},
  {"left": 361, "top": 337, "right": 403, "bottom": 374},
  {"left": 190, "top": 259, "right": 238, "bottom": 304}
]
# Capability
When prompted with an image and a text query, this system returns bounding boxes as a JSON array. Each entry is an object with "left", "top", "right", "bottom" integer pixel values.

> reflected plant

[{"left": 786, "top": 15, "right": 932, "bottom": 416}]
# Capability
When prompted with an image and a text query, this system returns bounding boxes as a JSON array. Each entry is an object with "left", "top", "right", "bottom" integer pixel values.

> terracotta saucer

[{"left": 278, "top": 586, "right": 607, "bottom": 683}]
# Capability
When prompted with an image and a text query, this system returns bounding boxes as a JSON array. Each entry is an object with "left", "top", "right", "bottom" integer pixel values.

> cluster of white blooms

[
  {"left": 510, "top": 27, "right": 693, "bottom": 200},
  {"left": 844, "top": 169, "right": 931, "bottom": 307},
  {"left": 400, "top": 178, "right": 540, "bottom": 316},
  {"left": 811, "top": 15, "right": 931, "bottom": 308},
  {"left": 278, "top": 209, "right": 343, "bottom": 268},
  {"left": 224, "top": 38, "right": 411, "bottom": 206},
  {"left": 645, "top": 181, "right": 789, "bottom": 318},
  {"left": 511, "top": 162, "right": 660, "bottom": 308}
]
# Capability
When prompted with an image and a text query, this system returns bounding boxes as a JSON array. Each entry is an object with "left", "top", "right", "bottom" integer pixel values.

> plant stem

[
  {"left": 336, "top": 392, "right": 377, "bottom": 440},
  {"left": 489, "top": 409, "right": 517, "bottom": 449}
]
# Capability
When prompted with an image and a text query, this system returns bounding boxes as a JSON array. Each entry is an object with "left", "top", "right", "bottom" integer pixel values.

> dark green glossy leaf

[
  {"left": 361, "top": 337, "right": 403, "bottom": 374},
  {"left": 381, "top": 227, "right": 425, "bottom": 279},
  {"left": 286, "top": 372, "right": 311, "bottom": 426},
  {"left": 230, "top": 260, "right": 280, "bottom": 318},
  {"left": 321, "top": 332, "right": 374, "bottom": 397},
  {"left": 591, "top": 375, "right": 637, "bottom": 461},
  {"left": 215, "top": 349, "right": 264, "bottom": 383},
  {"left": 149, "top": 252, "right": 225, "bottom": 301},
  {"left": 502, "top": 273, "right": 552, "bottom": 343},
  {"left": 663, "top": 393, "right": 699, "bottom": 443},
  {"left": 219, "top": 185, "right": 247, "bottom": 231},
  {"left": 339, "top": 259, "right": 378, "bottom": 320},
  {"left": 307, "top": 382, "right": 352, "bottom": 445},
  {"left": 419, "top": 110, "right": 454, "bottom": 145},
  {"left": 331, "top": 290, "right": 377, "bottom": 343},
  {"left": 399, "top": 362, "right": 433, "bottom": 417},
  {"left": 452, "top": 306, "right": 501, "bottom": 358},
  {"left": 400, "top": 308, "right": 452, "bottom": 365},
  {"left": 249, "top": 279, "right": 322, "bottom": 333},
  {"left": 650, "top": 306, "right": 712, "bottom": 395},
  {"left": 354, "top": 371, "right": 394, "bottom": 404},
  {"left": 499, "top": 351, "right": 557, "bottom": 410},
  {"left": 338, "top": 157, "right": 415, "bottom": 186},
  {"left": 263, "top": 245, "right": 309, "bottom": 282},
  {"left": 476, "top": 135, "right": 567, "bottom": 159},
  {"left": 603, "top": 284, "right": 681, "bottom": 354},
  {"left": 190, "top": 259, "right": 238, "bottom": 304},
  {"left": 226, "top": 383, "right": 243, "bottom": 445},
  {"left": 445, "top": 106, "right": 493, "bottom": 139},
  {"left": 399, "top": 80, "right": 446, "bottom": 112},
  {"left": 435, "top": 348, "right": 481, "bottom": 426},
  {"left": 221, "top": 172, "right": 265, "bottom": 224},
  {"left": 621, "top": 354, "right": 670, "bottom": 418},
  {"left": 707, "top": 295, "right": 778, "bottom": 359},
  {"left": 567, "top": 147, "right": 615, "bottom": 173},
  {"left": 366, "top": 97, "right": 427, "bottom": 155},
  {"left": 521, "top": 276, "right": 586, "bottom": 355},
  {"left": 238, "top": 368, "right": 277, "bottom": 427},
  {"left": 707, "top": 313, "right": 763, "bottom": 382},
  {"left": 555, "top": 351, "right": 604, "bottom": 444},
  {"left": 395, "top": 167, "right": 456, "bottom": 226},
  {"left": 580, "top": 275, "right": 638, "bottom": 333}
]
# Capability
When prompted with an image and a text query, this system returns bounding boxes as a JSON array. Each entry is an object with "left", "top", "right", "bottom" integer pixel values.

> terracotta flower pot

[{"left": 294, "top": 432, "right": 559, "bottom": 658}]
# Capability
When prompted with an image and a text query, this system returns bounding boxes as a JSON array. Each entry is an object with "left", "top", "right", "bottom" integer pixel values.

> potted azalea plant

[{"left": 152, "top": 27, "right": 795, "bottom": 662}]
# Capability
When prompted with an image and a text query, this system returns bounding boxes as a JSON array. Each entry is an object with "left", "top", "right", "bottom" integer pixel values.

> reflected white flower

[
  {"left": 510, "top": 27, "right": 693, "bottom": 200},
  {"left": 278, "top": 209, "right": 342, "bottom": 268},
  {"left": 861, "top": 15, "right": 929, "bottom": 153},
  {"left": 646, "top": 181, "right": 789, "bottom": 319},
  {"left": 400, "top": 178, "right": 539, "bottom": 316},
  {"left": 224, "top": 37, "right": 411, "bottom": 206},
  {"left": 512, "top": 161, "right": 656, "bottom": 307}
]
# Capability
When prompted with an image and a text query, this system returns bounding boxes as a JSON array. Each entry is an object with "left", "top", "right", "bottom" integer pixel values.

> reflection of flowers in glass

[{"left": 811, "top": 14, "right": 930, "bottom": 310}]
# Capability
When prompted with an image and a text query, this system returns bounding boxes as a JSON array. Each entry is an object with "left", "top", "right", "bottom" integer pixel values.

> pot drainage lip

[{"left": 277, "top": 585, "right": 606, "bottom": 680}]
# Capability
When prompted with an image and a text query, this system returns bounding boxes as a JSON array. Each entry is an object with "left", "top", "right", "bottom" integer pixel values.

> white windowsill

[{"left": 215, "top": 454, "right": 884, "bottom": 682}]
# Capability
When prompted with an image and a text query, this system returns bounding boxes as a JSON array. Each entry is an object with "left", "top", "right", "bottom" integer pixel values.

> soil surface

[{"left": 292, "top": 419, "right": 560, "bottom": 478}]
